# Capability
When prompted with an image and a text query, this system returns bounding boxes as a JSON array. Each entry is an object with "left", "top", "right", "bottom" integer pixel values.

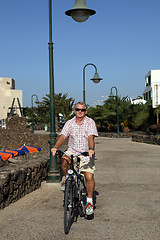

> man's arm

[
  {"left": 51, "top": 134, "right": 67, "bottom": 156},
  {"left": 88, "top": 135, "right": 95, "bottom": 158}
]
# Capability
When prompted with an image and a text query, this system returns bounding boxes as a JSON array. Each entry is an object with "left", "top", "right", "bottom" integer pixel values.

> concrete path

[{"left": 1, "top": 137, "right": 160, "bottom": 240}]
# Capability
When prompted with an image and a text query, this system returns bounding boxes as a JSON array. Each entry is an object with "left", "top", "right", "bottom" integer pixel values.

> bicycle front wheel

[{"left": 64, "top": 179, "right": 74, "bottom": 234}]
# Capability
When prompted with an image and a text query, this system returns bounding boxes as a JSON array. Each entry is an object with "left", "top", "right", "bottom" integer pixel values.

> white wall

[
  {"left": 150, "top": 70, "right": 160, "bottom": 108},
  {"left": 144, "top": 70, "right": 160, "bottom": 108},
  {"left": 0, "top": 78, "right": 23, "bottom": 119}
]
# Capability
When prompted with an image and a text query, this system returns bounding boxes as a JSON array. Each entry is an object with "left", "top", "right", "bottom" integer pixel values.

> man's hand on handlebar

[
  {"left": 51, "top": 147, "right": 58, "bottom": 157},
  {"left": 88, "top": 149, "right": 95, "bottom": 158},
  {"left": 52, "top": 147, "right": 94, "bottom": 158}
]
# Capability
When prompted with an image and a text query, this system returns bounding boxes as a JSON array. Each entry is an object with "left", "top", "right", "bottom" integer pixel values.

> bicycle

[{"left": 56, "top": 149, "right": 88, "bottom": 234}]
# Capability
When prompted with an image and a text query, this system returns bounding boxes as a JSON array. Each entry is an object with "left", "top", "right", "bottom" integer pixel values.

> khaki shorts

[{"left": 64, "top": 150, "right": 95, "bottom": 174}]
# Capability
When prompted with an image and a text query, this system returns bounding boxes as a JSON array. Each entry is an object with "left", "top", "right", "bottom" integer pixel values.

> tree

[
  {"left": 37, "top": 93, "right": 75, "bottom": 123},
  {"left": 132, "top": 100, "right": 155, "bottom": 130},
  {"left": 87, "top": 105, "right": 104, "bottom": 127},
  {"left": 23, "top": 93, "right": 75, "bottom": 129},
  {"left": 88, "top": 97, "right": 156, "bottom": 132},
  {"left": 87, "top": 97, "right": 119, "bottom": 130}
]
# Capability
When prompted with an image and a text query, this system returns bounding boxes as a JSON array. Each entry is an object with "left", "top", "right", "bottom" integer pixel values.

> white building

[
  {"left": 131, "top": 99, "right": 146, "bottom": 105},
  {"left": 0, "top": 77, "right": 23, "bottom": 120},
  {"left": 143, "top": 70, "right": 160, "bottom": 108}
]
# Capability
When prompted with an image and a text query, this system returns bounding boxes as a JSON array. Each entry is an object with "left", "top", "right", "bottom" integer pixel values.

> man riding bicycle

[{"left": 51, "top": 102, "right": 98, "bottom": 215}]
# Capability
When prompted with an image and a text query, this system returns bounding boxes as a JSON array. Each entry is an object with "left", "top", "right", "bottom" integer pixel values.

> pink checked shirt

[{"left": 60, "top": 116, "right": 98, "bottom": 162}]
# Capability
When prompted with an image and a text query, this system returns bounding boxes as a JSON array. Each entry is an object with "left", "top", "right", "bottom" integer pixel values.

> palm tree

[
  {"left": 88, "top": 96, "right": 155, "bottom": 132},
  {"left": 62, "top": 97, "right": 75, "bottom": 120},
  {"left": 87, "top": 105, "right": 104, "bottom": 127},
  {"left": 132, "top": 100, "right": 155, "bottom": 130},
  {"left": 37, "top": 93, "right": 75, "bottom": 123}
]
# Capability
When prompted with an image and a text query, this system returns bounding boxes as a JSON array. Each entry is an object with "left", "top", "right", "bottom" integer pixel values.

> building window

[
  {"left": 149, "top": 91, "right": 151, "bottom": 99},
  {"left": 148, "top": 75, "right": 151, "bottom": 86},
  {"left": 144, "top": 93, "right": 147, "bottom": 100},
  {"left": 146, "top": 92, "right": 148, "bottom": 100},
  {"left": 143, "top": 94, "right": 145, "bottom": 100}
]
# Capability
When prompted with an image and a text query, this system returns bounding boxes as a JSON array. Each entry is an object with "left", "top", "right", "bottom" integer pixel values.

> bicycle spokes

[{"left": 64, "top": 180, "right": 74, "bottom": 234}]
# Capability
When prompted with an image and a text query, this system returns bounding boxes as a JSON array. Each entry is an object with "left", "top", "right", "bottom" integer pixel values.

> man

[{"left": 51, "top": 102, "right": 98, "bottom": 215}]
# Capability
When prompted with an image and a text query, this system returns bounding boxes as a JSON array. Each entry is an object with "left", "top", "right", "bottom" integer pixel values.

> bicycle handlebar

[{"left": 56, "top": 149, "right": 89, "bottom": 157}]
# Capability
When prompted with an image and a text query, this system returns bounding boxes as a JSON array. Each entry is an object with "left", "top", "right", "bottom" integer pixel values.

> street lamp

[
  {"left": 83, "top": 63, "right": 102, "bottom": 103},
  {"left": 65, "top": 0, "right": 96, "bottom": 23},
  {"left": 109, "top": 86, "right": 120, "bottom": 138},
  {"left": 31, "top": 94, "right": 39, "bottom": 134},
  {"left": 47, "top": 0, "right": 96, "bottom": 182}
]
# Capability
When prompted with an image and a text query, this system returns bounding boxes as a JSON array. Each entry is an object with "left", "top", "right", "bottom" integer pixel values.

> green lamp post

[
  {"left": 31, "top": 94, "right": 39, "bottom": 134},
  {"left": 83, "top": 63, "right": 102, "bottom": 103},
  {"left": 47, "top": 0, "right": 96, "bottom": 182},
  {"left": 109, "top": 86, "right": 120, "bottom": 138}
]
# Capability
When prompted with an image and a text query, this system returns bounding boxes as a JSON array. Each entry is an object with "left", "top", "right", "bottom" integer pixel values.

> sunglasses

[{"left": 75, "top": 108, "right": 86, "bottom": 112}]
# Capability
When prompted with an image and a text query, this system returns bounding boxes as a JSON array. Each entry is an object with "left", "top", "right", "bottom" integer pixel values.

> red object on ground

[
  {"left": 5, "top": 150, "right": 19, "bottom": 157},
  {"left": 0, "top": 152, "right": 13, "bottom": 161}
]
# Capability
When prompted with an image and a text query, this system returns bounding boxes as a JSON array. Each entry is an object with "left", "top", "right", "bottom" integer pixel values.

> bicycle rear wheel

[
  {"left": 79, "top": 176, "right": 87, "bottom": 217},
  {"left": 64, "top": 179, "right": 74, "bottom": 234}
]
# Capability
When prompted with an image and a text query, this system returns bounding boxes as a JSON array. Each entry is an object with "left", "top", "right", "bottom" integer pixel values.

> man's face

[{"left": 74, "top": 104, "right": 87, "bottom": 118}]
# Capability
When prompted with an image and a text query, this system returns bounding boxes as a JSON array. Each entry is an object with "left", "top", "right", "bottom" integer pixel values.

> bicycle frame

[
  {"left": 67, "top": 154, "right": 86, "bottom": 204},
  {"left": 57, "top": 150, "right": 87, "bottom": 234}
]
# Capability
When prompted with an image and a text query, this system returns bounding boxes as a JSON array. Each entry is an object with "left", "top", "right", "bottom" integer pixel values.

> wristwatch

[{"left": 89, "top": 147, "right": 94, "bottom": 150}]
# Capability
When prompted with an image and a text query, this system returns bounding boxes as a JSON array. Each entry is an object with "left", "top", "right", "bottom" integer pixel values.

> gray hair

[{"left": 74, "top": 102, "right": 87, "bottom": 110}]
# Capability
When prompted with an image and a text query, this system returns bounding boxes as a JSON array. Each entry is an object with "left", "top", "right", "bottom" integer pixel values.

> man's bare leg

[
  {"left": 84, "top": 172, "right": 95, "bottom": 198},
  {"left": 84, "top": 172, "right": 95, "bottom": 215},
  {"left": 60, "top": 155, "right": 71, "bottom": 190},
  {"left": 61, "top": 155, "right": 71, "bottom": 176}
]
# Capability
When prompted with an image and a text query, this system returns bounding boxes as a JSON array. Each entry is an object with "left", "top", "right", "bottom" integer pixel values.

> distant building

[
  {"left": 143, "top": 70, "right": 160, "bottom": 108},
  {"left": 131, "top": 99, "right": 146, "bottom": 105},
  {"left": 0, "top": 77, "right": 23, "bottom": 120}
]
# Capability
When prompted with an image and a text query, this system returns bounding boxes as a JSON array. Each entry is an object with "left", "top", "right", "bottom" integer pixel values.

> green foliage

[
  {"left": 87, "top": 97, "right": 157, "bottom": 132},
  {"left": 87, "top": 105, "right": 104, "bottom": 127},
  {"left": 24, "top": 93, "right": 159, "bottom": 132},
  {"left": 24, "top": 93, "right": 75, "bottom": 124},
  {"left": 132, "top": 100, "right": 155, "bottom": 130}
]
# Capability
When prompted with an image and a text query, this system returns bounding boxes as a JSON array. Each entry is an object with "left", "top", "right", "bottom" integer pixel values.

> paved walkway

[{"left": 1, "top": 137, "right": 160, "bottom": 240}]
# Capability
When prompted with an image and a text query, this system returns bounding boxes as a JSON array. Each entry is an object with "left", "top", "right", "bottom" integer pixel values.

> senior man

[{"left": 51, "top": 102, "right": 98, "bottom": 215}]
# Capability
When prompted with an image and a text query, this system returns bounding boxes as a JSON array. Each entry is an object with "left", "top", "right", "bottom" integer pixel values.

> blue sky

[{"left": 1, "top": 0, "right": 160, "bottom": 107}]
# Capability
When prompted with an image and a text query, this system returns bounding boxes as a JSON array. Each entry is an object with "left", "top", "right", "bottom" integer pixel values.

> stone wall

[
  {"left": 0, "top": 154, "right": 49, "bottom": 209},
  {"left": 0, "top": 116, "right": 50, "bottom": 153},
  {"left": 0, "top": 116, "right": 63, "bottom": 210},
  {"left": 132, "top": 134, "right": 160, "bottom": 145},
  {"left": 98, "top": 132, "right": 133, "bottom": 138}
]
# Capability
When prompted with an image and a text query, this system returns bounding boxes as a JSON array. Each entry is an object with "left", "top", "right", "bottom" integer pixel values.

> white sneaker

[
  {"left": 85, "top": 203, "right": 94, "bottom": 215},
  {"left": 60, "top": 182, "right": 65, "bottom": 191}
]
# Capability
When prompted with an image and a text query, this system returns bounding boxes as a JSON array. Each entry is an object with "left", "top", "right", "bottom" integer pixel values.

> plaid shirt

[{"left": 60, "top": 116, "right": 98, "bottom": 161}]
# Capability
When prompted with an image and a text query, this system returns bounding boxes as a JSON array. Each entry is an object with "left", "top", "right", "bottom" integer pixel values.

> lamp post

[
  {"left": 83, "top": 63, "right": 102, "bottom": 103},
  {"left": 65, "top": 0, "right": 96, "bottom": 22},
  {"left": 109, "top": 86, "right": 120, "bottom": 138},
  {"left": 47, "top": 0, "right": 96, "bottom": 182},
  {"left": 31, "top": 94, "right": 39, "bottom": 134}
]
